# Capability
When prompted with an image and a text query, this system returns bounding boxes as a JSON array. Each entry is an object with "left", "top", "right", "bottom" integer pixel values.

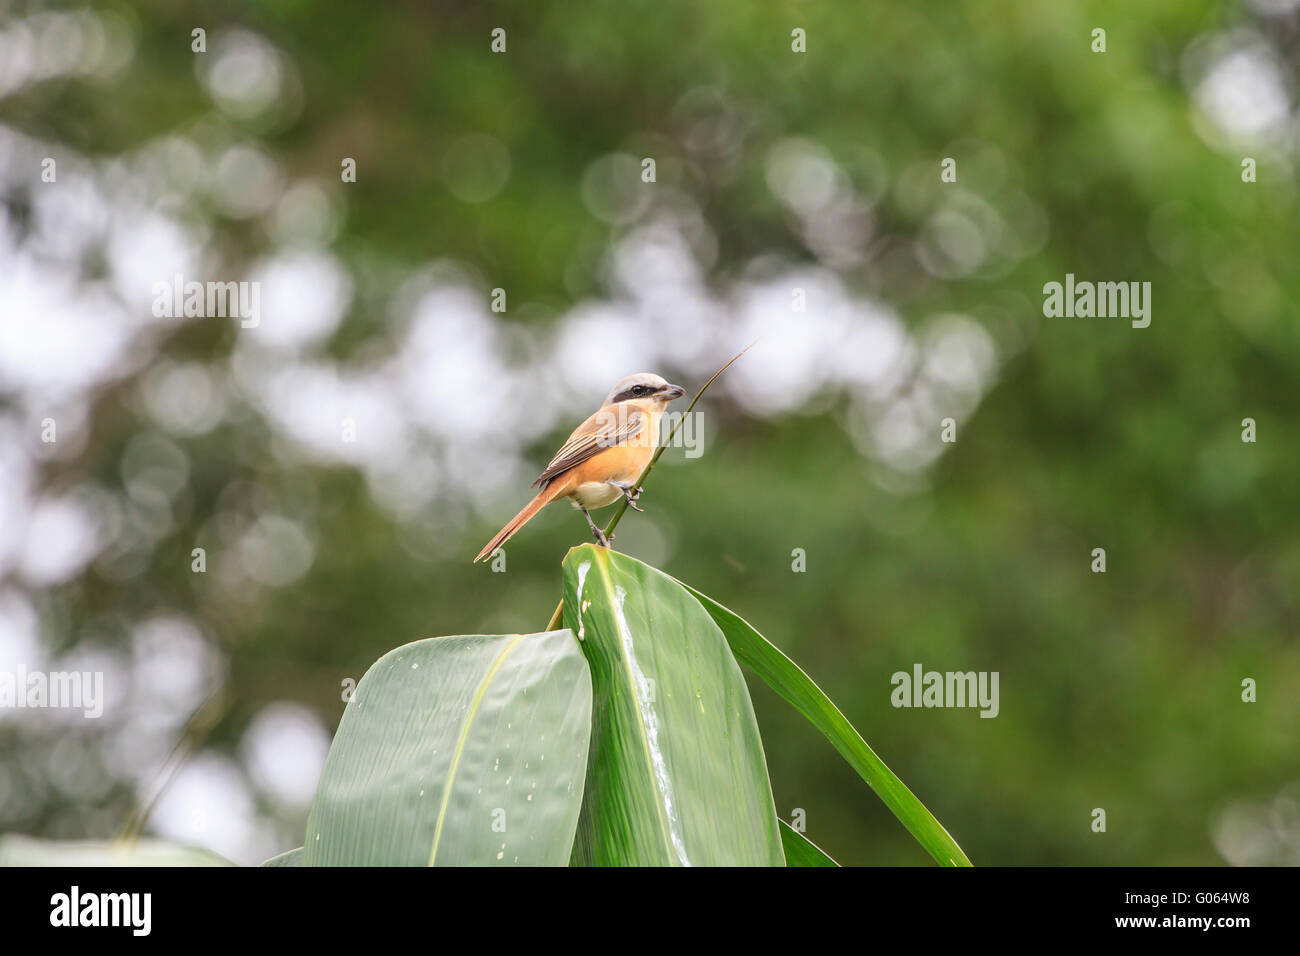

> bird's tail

[{"left": 473, "top": 482, "right": 564, "bottom": 563}]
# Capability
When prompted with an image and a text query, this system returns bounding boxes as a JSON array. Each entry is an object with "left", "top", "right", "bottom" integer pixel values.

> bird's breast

[
  {"left": 563, "top": 440, "right": 654, "bottom": 509},
  {"left": 569, "top": 481, "right": 625, "bottom": 510}
]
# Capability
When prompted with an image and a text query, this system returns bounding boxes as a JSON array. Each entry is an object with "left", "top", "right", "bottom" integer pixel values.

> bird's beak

[{"left": 661, "top": 383, "right": 686, "bottom": 400}]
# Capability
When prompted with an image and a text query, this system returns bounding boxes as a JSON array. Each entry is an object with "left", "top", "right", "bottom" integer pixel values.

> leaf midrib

[
  {"left": 592, "top": 552, "right": 680, "bottom": 865},
  {"left": 428, "top": 634, "right": 528, "bottom": 866}
]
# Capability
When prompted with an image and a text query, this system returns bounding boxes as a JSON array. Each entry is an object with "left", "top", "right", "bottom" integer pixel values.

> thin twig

[{"left": 116, "top": 686, "right": 227, "bottom": 841}]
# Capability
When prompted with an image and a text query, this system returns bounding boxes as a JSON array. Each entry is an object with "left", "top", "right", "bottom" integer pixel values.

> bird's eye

[{"left": 633, "top": 385, "right": 647, "bottom": 394}]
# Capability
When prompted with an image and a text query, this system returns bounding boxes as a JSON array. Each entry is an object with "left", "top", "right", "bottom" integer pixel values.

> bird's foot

[
  {"left": 614, "top": 482, "right": 644, "bottom": 512},
  {"left": 581, "top": 507, "right": 611, "bottom": 548}
]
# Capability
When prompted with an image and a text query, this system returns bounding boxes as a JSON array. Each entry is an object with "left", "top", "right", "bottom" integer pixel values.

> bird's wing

[{"left": 532, "top": 405, "right": 646, "bottom": 487}]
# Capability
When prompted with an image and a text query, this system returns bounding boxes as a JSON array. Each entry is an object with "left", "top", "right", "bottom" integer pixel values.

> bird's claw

[{"left": 620, "top": 485, "right": 644, "bottom": 512}]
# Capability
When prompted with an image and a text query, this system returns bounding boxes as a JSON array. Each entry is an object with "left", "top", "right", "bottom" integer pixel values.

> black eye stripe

[{"left": 612, "top": 384, "right": 656, "bottom": 403}]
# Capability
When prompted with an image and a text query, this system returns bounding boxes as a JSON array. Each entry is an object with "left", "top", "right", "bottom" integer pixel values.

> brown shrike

[{"left": 474, "top": 373, "right": 686, "bottom": 562}]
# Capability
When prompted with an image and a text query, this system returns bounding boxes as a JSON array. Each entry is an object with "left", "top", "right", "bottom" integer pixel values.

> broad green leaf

[
  {"left": 779, "top": 821, "right": 838, "bottom": 867},
  {"left": 260, "top": 847, "right": 302, "bottom": 867},
  {"left": 0, "top": 835, "right": 233, "bottom": 866},
  {"left": 304, "top": 629, "right": 592, "bottom": 866},
  {"left": 563, "top": 545, "right": 784, "bottom": 866},
  {"left": 678, "top": 581, "right": 973, "bottom": 867}
]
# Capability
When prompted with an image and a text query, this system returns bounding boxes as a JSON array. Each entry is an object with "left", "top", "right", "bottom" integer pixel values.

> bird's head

[{"left": 603, "top": 372, "right": 686, "bottom": 407}]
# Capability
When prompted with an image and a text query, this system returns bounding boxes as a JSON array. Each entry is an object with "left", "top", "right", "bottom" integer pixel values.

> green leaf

[
  {"left": 303, "top": 629, "right": 592, "bottom": 866},
  {"left": 678, "top": 581, "right": 973, "bottom": 867},
  {"left": 779, "top": 821, "right": 838, "bottom": 867},
  {"left": 563, "top": 545, "right": 784, "bottom": 866},
  {"left": 0, "top": 835, "right": 234, "bottom": 867},
  {"left": 260, "top": 847, "right": 302, "bottom": 867}
]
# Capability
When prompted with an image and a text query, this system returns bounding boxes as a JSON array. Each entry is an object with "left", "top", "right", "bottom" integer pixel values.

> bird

[{"left": 474, "top": 372, "right": 686, "bottom": 562}]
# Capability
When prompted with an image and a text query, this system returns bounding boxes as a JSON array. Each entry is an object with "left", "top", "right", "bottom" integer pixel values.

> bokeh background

[{"left": 2, "top": 0, "right": 1298, "bottom": 865}]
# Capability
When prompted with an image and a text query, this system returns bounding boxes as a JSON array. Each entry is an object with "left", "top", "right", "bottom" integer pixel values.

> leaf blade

[
  {"left": 0, "top": 835, "right": 234, "bottom": 867},
  {"left": 678, "top": 581, "right": 972, "bottom": 867},
  {"left": 304, "top": 629, "right": 592, "bottom": 866},
  {"left": 260, "top": 847, "right": 303, "bottom": 867},
  {"left": 779, "top": 821, "right": 838, "bottom": 867},
  {"left": 563, "top": 545, "right": 785, "bottom": 866}
]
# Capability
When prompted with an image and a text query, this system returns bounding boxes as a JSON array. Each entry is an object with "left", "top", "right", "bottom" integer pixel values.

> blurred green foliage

[{"left": 3, "top": 0, "right": 1298, "bottom": 864}]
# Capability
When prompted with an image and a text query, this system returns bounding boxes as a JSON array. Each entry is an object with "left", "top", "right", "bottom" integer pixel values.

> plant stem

[{"left": 545, "top": 599, "right": 564, "bottom": 632}]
